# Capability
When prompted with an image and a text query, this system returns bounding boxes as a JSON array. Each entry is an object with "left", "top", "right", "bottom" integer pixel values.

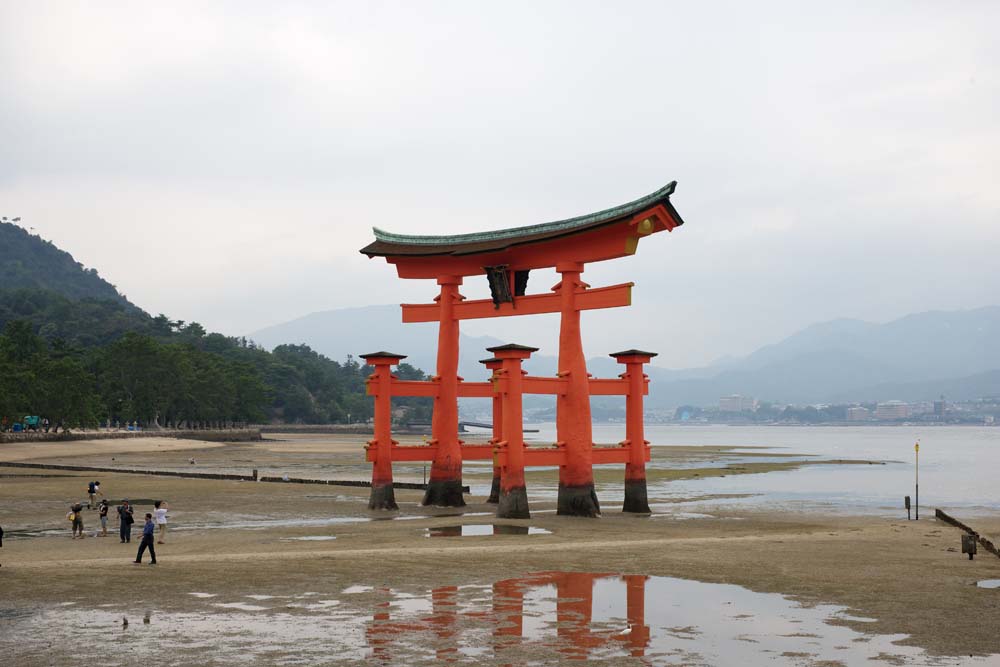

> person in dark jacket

[
  {"left": 117, "top": 499, "right": 134, "bottom": 543},
  {"left": 134, "top": 513, "right": 156, "bottom": 565}
]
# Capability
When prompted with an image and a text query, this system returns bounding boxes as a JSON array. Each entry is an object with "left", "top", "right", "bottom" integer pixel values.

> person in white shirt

[{"left": 153, "top": 500, "right": 169, "bottom": 544}]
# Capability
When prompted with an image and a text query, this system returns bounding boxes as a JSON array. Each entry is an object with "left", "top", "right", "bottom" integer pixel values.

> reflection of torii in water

[
  {"left": 365, "top": 572, "right": 651, "bottom": 662},
  {"left": 359, "top": 182, "right": 686, "bottom": 517}
]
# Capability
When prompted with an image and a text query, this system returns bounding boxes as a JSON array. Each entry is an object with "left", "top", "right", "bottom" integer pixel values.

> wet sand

[{"left": 1, "top": 434, "right": 998, "bottom": 665}]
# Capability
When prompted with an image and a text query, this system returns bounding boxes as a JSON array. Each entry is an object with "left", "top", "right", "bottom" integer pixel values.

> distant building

[
  {"left": 933, "top": 400, "right": 947, "bottom": 417},
  {"left": 720, "top": 395, "right": 756, "bottom": 412},
  {"left": 846, "top": 406, "right": 870, "bottom": 421},
  {"left": 875, "top": 401, "right": 910, "bottom": 420}
]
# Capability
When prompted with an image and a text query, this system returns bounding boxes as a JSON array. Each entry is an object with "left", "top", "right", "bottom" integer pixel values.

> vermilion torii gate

[{"left": 360, "top": 181, "right": 685, "bottom": 517}]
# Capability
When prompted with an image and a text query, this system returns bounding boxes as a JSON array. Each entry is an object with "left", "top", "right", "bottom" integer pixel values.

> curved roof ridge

[{"left": 372, "top": 181, "right": 676, "bottom": 246}]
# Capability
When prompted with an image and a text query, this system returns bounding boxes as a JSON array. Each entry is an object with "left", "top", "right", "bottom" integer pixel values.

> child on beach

[
  {"left": 134, "top": 513, "right": 157, "bottom": 565},
  {"left": 153, "top": 500, "right": 169, "bottom": 544},
  {"left": 98, "top": 499, "right": 109, "bottom": 537}
]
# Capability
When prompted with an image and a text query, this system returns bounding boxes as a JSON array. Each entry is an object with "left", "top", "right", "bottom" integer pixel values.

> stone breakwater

[
  {"left": 0, "top": 428, "right": 262, "bottom": 444},
  {"left": 935, "top": 508, "right": 1000, "bottom": 559},
  {"left": 0, "top": 461, "right": 468, "bottom": 492}
]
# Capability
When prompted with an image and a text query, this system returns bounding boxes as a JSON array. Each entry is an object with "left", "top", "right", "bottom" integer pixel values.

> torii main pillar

[
  {"left": 423, "top": 275, "right": 465, "bottom": 507},
  {"left": 555, "top": 261, "right": 599, "bottom": 516}
]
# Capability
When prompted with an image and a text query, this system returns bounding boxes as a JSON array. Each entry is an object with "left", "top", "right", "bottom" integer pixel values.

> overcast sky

[{"left": 2, "top": 2, "right": 997, "bottom": 368}]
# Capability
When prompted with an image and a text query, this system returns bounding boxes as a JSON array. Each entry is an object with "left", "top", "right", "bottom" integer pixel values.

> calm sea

[{"left": 505, "top": 424, "right": 1000, "bottom": 517}]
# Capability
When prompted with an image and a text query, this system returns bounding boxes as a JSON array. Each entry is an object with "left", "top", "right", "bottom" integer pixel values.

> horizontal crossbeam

[
  {"left": 367, "top": 443, "right": 650, "bottom": 466},
  {"left": 401, "top": 282, "right": 633, "bottom": 323},
  {"left": 368, "top": 376, "right": 646, "bottom": 398},
  {"left": 587, "top": 377, "right": 647, "bottom": 396}
]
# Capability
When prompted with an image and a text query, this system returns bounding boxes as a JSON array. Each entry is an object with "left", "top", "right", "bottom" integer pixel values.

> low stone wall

[
  {"left": 258, "top": 424, "right": 435, "bottom": 436},
  {"left": 935, "top": 508, "right": 1000, "bottom": 559},
  {"left": 257, "top": 475, "right": 469, "bottom": 492},
  {"left": 0, "top": 428, "right": 262, "bottom": 444},
  {"left": 0, "top": 460, "right": 255, "bottom": 481},
  {"left": 259, "top": 424, "right": 374, "bottom": 435},
  {"left": 0, "top": 460, "right": 469, "bottom": 493}
]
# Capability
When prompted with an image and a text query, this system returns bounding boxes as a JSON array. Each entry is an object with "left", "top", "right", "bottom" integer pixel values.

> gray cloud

[{"left": 1, "top": 1, "right": 997, "bottom": 367}]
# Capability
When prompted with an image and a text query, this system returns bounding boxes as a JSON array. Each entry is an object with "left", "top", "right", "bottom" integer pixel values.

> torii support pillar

[
  {"left": 489, "top": 343, "right": 537, "bottom": 519},
  {"left": 611, "top": 350, "right": 657, "bottom": 514},
  {"left": 361, "top": 351, "right": 406, "bottom": 510},
  {"left": 424, "top": 275, "right": 466, "bottom": 507},
  {"left": 480, "top": 357, "right": 504, "bottom": 504},
  {"left": 555, "top": 262, "right": 600, "bottom": 517}
]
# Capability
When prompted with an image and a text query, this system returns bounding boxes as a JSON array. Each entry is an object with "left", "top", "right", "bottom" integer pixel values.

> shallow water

[
  {"left": 424, "top": 524, "right": 551, "bottom": 537},
  {"left": 978, "top": 580, "right": 1000, "bottom": 589},
  {"left": 519, "top": 424, "right": 1000, "bottom": 516},
  {"left": 5, "top": 571, "right": 997, "bottom": 666}
]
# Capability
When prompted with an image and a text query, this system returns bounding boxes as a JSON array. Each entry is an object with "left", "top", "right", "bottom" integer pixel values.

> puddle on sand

[
  {"left": 424, "top": 524, "right": 551, "bottom": 537},
  {"left": 364, "top": 573, "right": 1000, "bottom": 665},
  {"left": 375, "top": 511, "right": 494, "bottom": 522},
  {"left": 7, "top": 573, "right": 999, "bottom": 666},
  {"left": 978, "top": 579, "right": 1000, "bottom": 589},
  {"left": 281, "top": 535, "right": 337, "bottom": 541},
  {"left": 342, "top": 585, "right": 373, "bottom": 594},
  {"left": 174, "top": 516, "right": 369, "bottom": 532},
  {"left": 212, "top": 602, "right": 270, "bottom": 612}
]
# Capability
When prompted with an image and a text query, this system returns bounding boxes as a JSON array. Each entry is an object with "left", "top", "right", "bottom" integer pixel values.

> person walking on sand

[
  {"left": 98, "top": 499, "right": 109, "bottom": 537},
  {"left": 87, "top": 481, "right": 97, "bottom": 509},
  {"left": 117, "top": 499, "right": 134, "bottom": 543},
  {"left": 134, "top": 513, "right": 156, "bottom": 565},
  {"left": 68, "top": 503, "right": 85, "bottom": 539},
  {"left": 153, "top": 500, "right": 169, "bottom": 544}
]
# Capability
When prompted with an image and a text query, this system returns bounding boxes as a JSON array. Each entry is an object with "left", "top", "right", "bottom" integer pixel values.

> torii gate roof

[{"left": 360, "top": 181, "right": 684, "bottom": 260}]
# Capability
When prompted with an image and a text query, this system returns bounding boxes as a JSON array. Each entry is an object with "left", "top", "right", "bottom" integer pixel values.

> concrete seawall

[
  {"left": 0, "top": 428, "right": 262, "bottom": 444},
  {"left": 0, "top": 460, "right": 469, "bottom": 493}
]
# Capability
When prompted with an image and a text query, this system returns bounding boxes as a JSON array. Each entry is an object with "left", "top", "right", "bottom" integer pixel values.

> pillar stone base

[
  {"left": 557, "top": 483, "right": 601, "bottom": 517},
  {"left": 487, "top": 476, "right": 501, "bottom": 504},
  {"left": 622, "top": 479, "right": 650, "bottom": 514},
  {"left": 368, "top": 483, "right": 398, "bottom": 511},
  {"left": 422, "top": 479, "right": 466, "bottom": 507},
  {"left": 497, "top": 486, "right": 530, "bottom": 519}
]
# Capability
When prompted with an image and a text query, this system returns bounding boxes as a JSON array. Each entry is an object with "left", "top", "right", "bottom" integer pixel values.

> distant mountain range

[{"left": 250, "top": 305, "right": 1000, "bottom": 407}]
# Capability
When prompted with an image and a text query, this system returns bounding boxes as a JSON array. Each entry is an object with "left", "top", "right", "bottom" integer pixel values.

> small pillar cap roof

[
  {"left": 479, "top": 357, "right": 501, "bottom": 364},
  {"left": 359, "top": 351, "right": 408, "bottom": 360},
  {"left": 609, "top": 349, "right": 658, "bottom": 358},
  {"left": 486, "top": 343, "right": 540, "bottom": 353}
]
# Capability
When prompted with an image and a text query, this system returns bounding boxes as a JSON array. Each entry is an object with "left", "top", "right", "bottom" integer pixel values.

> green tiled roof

[
  {"left": 361, "top": 181, "right": 683, "bottom": 256},
  {"left": 372, "top": 181, "right": 676, "bottom": 246}
]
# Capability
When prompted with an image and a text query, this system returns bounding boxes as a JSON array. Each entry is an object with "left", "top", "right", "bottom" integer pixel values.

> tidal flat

[{"left": 1, "top": 431, "right": 998, "bottom": 665}]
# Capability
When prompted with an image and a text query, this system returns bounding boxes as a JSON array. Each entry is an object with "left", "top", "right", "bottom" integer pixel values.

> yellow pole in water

[{"left": 914, "top": 441, "right": 920, "bottom": 520}]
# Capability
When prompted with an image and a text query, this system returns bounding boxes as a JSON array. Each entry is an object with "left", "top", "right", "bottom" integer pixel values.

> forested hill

[
  {"left": 0, "top": 220, "right": 430, "bottom": 428},
  {"left": 0, "top": 218, "right": 130, "bottom": 304}
]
